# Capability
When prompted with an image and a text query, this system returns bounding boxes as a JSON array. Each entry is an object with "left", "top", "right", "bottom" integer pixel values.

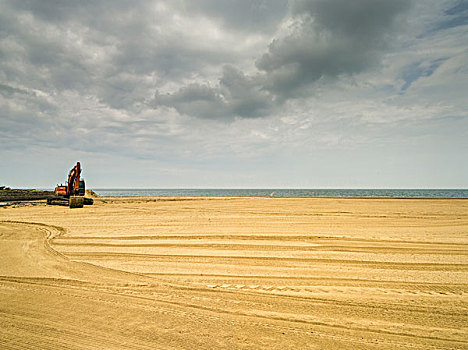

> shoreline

[
  {"left": 92, "top": 188, "right": 468, "bottom": 198},
  {"left": 2, "top": 187, "right": 467, "bottom": 203},
  {"left": 3, "top": 195, "right": 467, "bottom": 206},
  {"left": 95, "top": 195, "right": 468, "bottom": 200},
  {"left": 2, "top": 196, "right": 467, "bottom": 208}
]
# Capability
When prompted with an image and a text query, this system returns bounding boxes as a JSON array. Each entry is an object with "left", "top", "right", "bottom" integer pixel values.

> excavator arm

[{"left": 67, "top": 162, "right": 81, "bottom": 196}]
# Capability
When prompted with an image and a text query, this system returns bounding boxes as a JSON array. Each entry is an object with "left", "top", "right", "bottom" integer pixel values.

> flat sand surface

[{"left": 1, "top": 197, "right": 467, "bottom": 349}]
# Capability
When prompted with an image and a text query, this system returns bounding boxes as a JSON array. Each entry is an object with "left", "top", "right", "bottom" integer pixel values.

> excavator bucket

[{"left": 69, "top": 196, "right": 84, "bottom": 208}]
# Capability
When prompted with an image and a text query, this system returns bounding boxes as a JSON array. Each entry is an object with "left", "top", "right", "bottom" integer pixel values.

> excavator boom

[{"left": 67, "top": 161, "right": 81, "bottom": 196}]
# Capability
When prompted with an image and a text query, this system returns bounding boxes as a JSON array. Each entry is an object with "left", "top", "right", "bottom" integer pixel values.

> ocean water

[{"left": 93, "top": 189, "right": 468, "bottom": 198}]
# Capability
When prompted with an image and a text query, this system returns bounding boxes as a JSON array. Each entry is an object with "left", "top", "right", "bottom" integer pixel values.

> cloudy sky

[{"left": 1, "top": 0, "right": 467, "bottom": 189}]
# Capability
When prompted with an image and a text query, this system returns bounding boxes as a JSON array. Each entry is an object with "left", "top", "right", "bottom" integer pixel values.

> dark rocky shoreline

[{"left": 0, "top": 189, "right": 55, "bottom": 202}]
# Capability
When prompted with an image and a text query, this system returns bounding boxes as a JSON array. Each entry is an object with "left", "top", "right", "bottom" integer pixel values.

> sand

[{"left": 1, "top": 197, "right": 467, "bottom": 349}]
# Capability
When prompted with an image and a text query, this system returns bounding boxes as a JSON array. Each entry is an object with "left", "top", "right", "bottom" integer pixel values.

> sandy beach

[{"left": 1, "top": 197, "right": 467, "bottom": 349}]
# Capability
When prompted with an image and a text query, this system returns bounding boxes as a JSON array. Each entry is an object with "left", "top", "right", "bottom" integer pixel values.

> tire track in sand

[{"left": 2, "top": 197, "right": 468, "bottom": 349}]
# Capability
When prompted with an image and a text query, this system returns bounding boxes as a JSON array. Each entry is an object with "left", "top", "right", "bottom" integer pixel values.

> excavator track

[{"left": 47, "top": 196, "right": 93, "bottom": 208}]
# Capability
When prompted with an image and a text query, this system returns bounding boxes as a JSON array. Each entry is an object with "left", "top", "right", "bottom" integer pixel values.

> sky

[{"left": 1, "top": 0, "right": 467, "bottom": 189}]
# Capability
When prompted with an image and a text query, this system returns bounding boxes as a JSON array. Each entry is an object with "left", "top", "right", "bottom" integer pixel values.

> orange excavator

[{"left": 47, "top": 162, "right": 94, "bottom": 208}]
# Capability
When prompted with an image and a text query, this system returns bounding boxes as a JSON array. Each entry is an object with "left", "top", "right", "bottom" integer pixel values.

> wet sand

[{"left": 1, "top": 197, "right": 467, "bottom": 349}]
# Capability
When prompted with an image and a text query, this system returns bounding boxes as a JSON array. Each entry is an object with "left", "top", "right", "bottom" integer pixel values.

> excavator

[{"left": 47, "top": 162, "right": 94, "bottom": 208}]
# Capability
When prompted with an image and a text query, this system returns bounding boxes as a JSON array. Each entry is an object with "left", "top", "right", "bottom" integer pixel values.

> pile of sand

[{"left": 85, "top": 189, "right": 100, "bottom": 198}]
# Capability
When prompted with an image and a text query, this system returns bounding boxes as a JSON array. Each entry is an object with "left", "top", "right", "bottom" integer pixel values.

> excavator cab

[
  {"left": 55, "top": 185, "right": 68, "bottom": 196},
  {"left": 78, "top": 180, "right": 85, "bottom": 196}
]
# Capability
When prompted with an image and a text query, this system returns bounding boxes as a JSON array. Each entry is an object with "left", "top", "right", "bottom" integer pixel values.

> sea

[{"left": 93, "top": 189, "right": 468, "bottom": 198}]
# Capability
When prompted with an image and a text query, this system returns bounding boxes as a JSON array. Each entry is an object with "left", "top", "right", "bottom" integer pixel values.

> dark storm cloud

[
  {"left": 0, "top": 0, "right": 460, "bottom": 126},
  {"left": 154, "top": 83, "right": 225, "bottom": 119},
  {"left": 154, "top": 0, "right": 412, "bottom": 118},
  {"left": 154, "top": 65, "right": 274, "bottom": 119},
  {"left": 291, "top": 0, "right": 410, "bottom": 38},
  {"left": 1, "top": 0, "right": 413, "bottom": 121},
  {"left": 257, "top": 0, "right": 411, "bottom": 97},
  {"left": 0, "top": 0, "right": 239, "bottom": 112}
]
